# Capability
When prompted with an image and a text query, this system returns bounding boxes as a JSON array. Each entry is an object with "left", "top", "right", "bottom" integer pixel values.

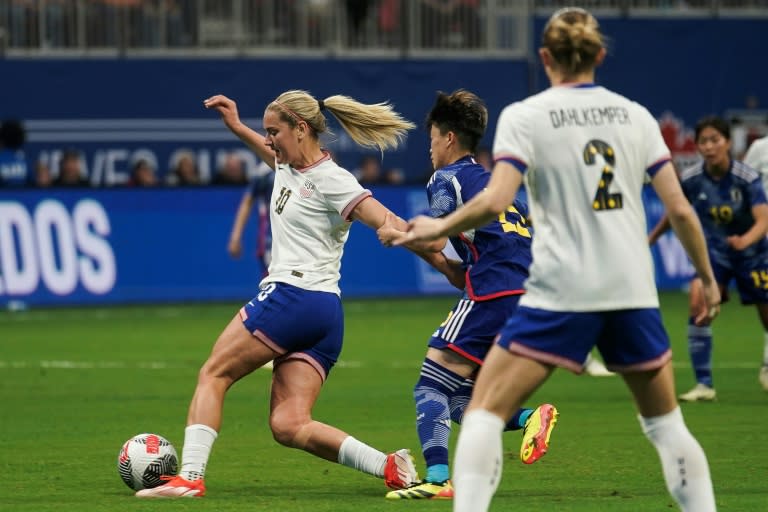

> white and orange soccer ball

[{"left": 117, "top": 433, "right": 179, "bottom": 491}]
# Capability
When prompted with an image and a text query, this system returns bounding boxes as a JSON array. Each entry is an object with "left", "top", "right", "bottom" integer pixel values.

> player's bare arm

[
  {"left": 727, "top": 203, "right": 768, "bottom": 251},
  {"left": 652, "top": 162, "right": 720, "bottom": 323},
  {"left": 204, "top": 94, "right": 277, "bottom": 168}
]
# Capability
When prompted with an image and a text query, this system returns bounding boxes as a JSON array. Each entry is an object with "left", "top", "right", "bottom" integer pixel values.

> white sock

[
  {"left": 762, "top": 332, "right": 768, "bottom": 366},
  {"left": 639, "top": 407, "right": 716, "bottom": 512},
  {"left": 453, "top": 409, "right": 505, "bottom": 512},
  {"left": 337, "top": 436, "right": 387, "bottom": 477},
  {"left": 179, "top": 424, "right": 218, "bottom": 481}
]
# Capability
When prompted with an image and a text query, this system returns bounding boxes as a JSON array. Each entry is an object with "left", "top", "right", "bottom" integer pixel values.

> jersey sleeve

[
  {"left": 745, "top": 168, "right": 768, "bottom": 206},
  {"left": 492, "top": 102, "right": 531, "bottom": 173},
  {"left": 426, "top": 171, "right": 458, "bottom": 218},
  {"left": 321, "top": 166, "right": 371, "bottom": 219}
]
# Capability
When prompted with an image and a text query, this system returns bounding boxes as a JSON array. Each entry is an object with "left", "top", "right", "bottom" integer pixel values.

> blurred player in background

[
  {"left": 227, "top": 165, "right": 275, "bottom": 277},
  {"left": 377, "top": 89, "right": 558, "bottom": 500},
  {"left": 650, "top": 116, "right": 768, "bottom": 399},
  {"left": 138, "top": 89, "right": 462, "bottom": 498},
  {"left": 396, "top": 8, "right": 718, "bottom": 511}
]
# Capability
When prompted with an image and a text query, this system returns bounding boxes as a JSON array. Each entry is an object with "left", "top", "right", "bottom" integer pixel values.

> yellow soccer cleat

[
  {"left": 386, "top": 480, "right": 454, "bottom": 500},
  {"left": 520, "top": 403, "right": 559, "bottom": 464}
]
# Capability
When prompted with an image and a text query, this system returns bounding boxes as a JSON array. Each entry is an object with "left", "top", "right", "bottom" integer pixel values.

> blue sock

[
  {"left": 447, "top": 377, "right": 533, "bottom": 433},
  {"left": 510, "top": 408, "right": 533, "bottom": 430},
  {"left": 688, "top": 317, "right": 713, "bottom": 387},
  {"left": 415, "top": 359, "right": 464, "bottom": 483}
]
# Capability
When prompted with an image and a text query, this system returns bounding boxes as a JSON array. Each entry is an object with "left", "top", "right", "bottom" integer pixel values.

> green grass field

[{"left": 1, "top": 292, "right": 766, "bottom": 511}]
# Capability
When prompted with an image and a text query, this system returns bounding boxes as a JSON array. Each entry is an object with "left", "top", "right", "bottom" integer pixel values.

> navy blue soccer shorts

[
  {"left": 711, "top": 257, "right": 768, "bottom": 305},
  {"left": 239, "top": 282, "right": 343, "bottom": 381},
  {"left": 495, "top": 306, "right": 672, "bottom": 374},
  {"left": 429, "top": 293, "right": 522, "bottom": 365}
]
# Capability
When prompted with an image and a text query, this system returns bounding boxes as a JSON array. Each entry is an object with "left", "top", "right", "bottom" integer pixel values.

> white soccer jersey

[
  {"left": 493, "top": 85, "right": 670, "bottom": 311},
  {"left": 744, "top": 136, "right": 768, "bottom": 193},
  {"left": 261, "top": 153, "right": 370, "bottom": 295}
]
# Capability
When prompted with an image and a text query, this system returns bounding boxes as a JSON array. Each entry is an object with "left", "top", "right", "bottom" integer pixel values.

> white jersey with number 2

[
  {"left": 493, "top": 84, "right": 671, "bottom": 311},
  {"left": 261, "top": 153, "right": 371, "bottom": 295}
]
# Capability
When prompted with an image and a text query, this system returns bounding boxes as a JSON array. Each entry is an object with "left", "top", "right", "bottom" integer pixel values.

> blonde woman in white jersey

[
  {"left": 396, "top": 8, "right": 720, "bottom": 512},
  {"left": 138, "top": 90, "right": 463, "bottom": 498}
]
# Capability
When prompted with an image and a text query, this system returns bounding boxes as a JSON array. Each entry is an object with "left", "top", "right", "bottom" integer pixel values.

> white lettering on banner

[
  {"left": 656, "top": 233, "right": 695, "bottom": 278},
  {"left": 74, "top": 200, "right": 116, "bottom": 294},
  {"left": 0, "top": 199, "right": 116, "bottom": 297},
  {"left": 0, "top": 203, "right": 39, "bottom": 294}
]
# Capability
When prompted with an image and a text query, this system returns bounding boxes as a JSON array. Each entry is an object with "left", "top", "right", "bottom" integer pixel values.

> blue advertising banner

[
  {"left": 0, "top": 187, "right": 457, "bottom": 307},
  {"left": 0, "top": 187, "right": 691, "bottom": 308}
]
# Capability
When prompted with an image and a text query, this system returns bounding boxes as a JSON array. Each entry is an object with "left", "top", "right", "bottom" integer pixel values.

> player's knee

[{"left": 269, "top": 412, "right": 310, "bottom": 448}]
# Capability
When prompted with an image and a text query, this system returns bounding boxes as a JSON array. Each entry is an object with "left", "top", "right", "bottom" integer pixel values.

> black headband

[{"left": 317, "top": 99, "right": 325, "bottom": 111}]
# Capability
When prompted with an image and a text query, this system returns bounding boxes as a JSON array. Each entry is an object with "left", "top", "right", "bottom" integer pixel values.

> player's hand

[
  {"left": 694, "top": 279, "right": 721, "bottom": 326},
  {"left": 726, "top": 235, "right": 749, "bottom": 251},
  {"left": 204, "top": 94, "right": 242, "bottom": 132},
  {"left": 377, "top": 211, "right": 403, "bottom": 247},
  {"left": 392, "top": 215, "right": 445, "bottom": 246},
  {"left": 227, "top": 239, "right": 243, "bottom": 259}
]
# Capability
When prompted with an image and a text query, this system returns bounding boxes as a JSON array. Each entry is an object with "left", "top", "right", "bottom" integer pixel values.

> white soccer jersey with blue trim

[
  {"left": 493, "top": 85, "right": 670, "bottom": 311},
  {"left": 261, "top": 154, "right": 370, "bottom": 295}
]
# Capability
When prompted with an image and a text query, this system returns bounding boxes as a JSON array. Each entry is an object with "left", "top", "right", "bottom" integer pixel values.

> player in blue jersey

[
  {"left": 396, "top": 8, "right": 718, "bottom": 511},
  {"left": 377, "top": 90, "right": 558, "bottom": 500},
  {"left": 650, "top": 116, "right": 768, "bottom": 399}
]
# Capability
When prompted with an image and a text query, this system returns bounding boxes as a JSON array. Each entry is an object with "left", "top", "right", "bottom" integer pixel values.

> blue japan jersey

[
  {"left": 427, "top": 155, "right": 532, "bottom": 300},
  {"left": 681, "top": 160, "right": 768, "bottom": 264}
]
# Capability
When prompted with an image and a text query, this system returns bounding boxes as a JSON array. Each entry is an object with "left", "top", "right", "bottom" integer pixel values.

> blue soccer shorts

[
  {"left": 495, "top": 306, "right": 672, "bottom": 374},
  {"left": 239, "top": 282, "right": 343, "bottom": 381},
  {"left": 429, "top": 293, "right": 522, "bottom": 365}
]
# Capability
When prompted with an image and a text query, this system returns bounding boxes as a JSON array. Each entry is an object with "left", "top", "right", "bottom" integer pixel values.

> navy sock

[
  {"left": 446, "top": 376, "right": 532, "bottom": 433},
  {"left": 415, "top": 359, "right": 464, "bottom": 482},
  {"left": 688, "top": 317, "right": 713, "bottom": 387}
]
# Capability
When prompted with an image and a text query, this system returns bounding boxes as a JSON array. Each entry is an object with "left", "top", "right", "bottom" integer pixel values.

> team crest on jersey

[
  {"left": 730, "top": 188, "right": 742, "bottom": 204},
  {"left": 300, "top": 179, "right": 316, "bottom": 198}
]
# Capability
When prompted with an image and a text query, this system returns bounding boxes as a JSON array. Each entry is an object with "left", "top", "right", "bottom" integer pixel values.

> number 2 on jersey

[{"left": 583, "top": 139, "right": 623, "bottom": 211}]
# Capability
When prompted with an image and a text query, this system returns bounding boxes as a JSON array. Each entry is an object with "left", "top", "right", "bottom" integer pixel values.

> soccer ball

[{"left": 117, "top": 433, "right": 179, "bottom": 491}]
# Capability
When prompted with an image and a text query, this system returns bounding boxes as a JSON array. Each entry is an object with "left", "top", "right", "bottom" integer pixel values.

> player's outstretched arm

[
  {"left": 204, "top": 94, "right": 277, "bottom": 169},
  {"left": 652, "top": 162, "right": 720, "bottom": 323},
  {"left": 353, "top": 201, "right": 465, "bottom": 290}
]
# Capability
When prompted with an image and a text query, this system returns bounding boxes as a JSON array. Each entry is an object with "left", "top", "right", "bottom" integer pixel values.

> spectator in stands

[
  {"left": 383, "top": 167, "right": 405, "bottom": 185},
  {"left": 0, "top": 119, "right": 29, "bottom": 187},
  {"left": 33, "top": 159, "right": 54, "bottom": 188},
  {"left": 211, "top": 152, "right": 248, "bottom": 186},
  {"left": 419, "top": 0, "right": 481, "bottom": 48},
  {"left": 54, "top": 149, "right": 90, "bottom": 187},
  {"left": 352, "top": 154, "right": 383, "bottom": 185},
  {"left": 128, "top": 158, "right": 159, "bottom": 187},
  {"left": 166, "top": 150, "right": 202, "bottom": 186},
  {"left": 345, "top": 0, "right": 373, "bottom": 46}
]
